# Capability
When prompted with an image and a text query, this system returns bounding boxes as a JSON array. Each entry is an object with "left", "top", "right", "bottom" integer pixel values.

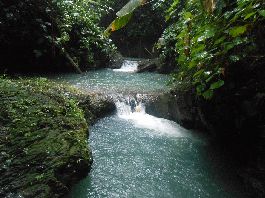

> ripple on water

[
  {"left": 52, "top": 69, "right": 171, "bottom": 94},
  {"left": 70, "top": 115, "right": 245, "bottom": 198}
]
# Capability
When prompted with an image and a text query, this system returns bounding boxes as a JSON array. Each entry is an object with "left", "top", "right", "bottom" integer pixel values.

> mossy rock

[{"left": 0, "top": 77, "right": 115, "bottom": 197}]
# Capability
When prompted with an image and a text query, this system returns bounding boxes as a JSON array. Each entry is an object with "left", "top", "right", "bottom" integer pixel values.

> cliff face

[{"left": 0, "top": 78, "right": 115, "bottom": 198}]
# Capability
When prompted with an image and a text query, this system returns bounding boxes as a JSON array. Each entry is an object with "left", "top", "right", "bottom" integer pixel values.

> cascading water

[
  {"left": 115, "top": 94, "right": 186, "bottom": 137},
  {"left": 52, "top": 59, "right": 247, "bottom": 198},
  {"left": 113, "top": 60, "right": 138, "bottom": 73}
]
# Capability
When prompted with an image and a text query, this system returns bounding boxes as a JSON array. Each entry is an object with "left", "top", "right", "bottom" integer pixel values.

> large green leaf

[
  {"left": 104, "top": 0, "right": 147, "bottom": 36},
  {"left": 104, "top": 13, "right": 133, "bottom": 36},
  {"left": 117, "top": 0, "right": 146, "bottom": 17}
]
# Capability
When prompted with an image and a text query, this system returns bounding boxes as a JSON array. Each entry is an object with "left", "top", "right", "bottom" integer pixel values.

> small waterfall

[
  {"left": 113, "top": 60, "right": 138, "bottom": 72},
  {"left": 113, "top": 94, "right": 186, "bottom": 137},
  {"left": 115, "top": 94, "right": 146, "bottom": 116}
]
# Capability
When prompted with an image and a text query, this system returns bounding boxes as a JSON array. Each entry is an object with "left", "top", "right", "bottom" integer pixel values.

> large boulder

[
  {"left": 137, "top": 58, "right": 160, "bottom": 73},
  {"left": 0, "top": 78, "right": 115, "bottom": 198}
]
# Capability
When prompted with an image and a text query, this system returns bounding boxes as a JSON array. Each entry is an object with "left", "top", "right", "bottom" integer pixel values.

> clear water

[
  {"left": 53, "top": 61, "right": 246, "bottom": 198},
  {"left": 69, "top": 114, "right": 244, "bottom": 198},
  {"left": 52, "top": 67, "right": 170, "bottom": 95}
]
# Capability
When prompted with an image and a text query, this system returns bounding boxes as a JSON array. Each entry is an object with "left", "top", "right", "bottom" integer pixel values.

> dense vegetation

[
  {"left": 0, "top": 0, "right": 116, "bottom": 73},
  {"left": 160, "top": 0, "right": 265, "bottom": 99}
]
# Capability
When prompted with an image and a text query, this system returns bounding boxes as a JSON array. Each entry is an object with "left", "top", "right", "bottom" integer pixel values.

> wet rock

[
  {"left": 76, "top": 93, "right": 116, "bottom": 125},
  {"left": 137, "top": 58, "right": 160, "bottom": 73},
  {"left": 145, "top": 91, "right": 206, "bottom": 130},
  {"left": 109, "top": 52, "right": 125, "bottom": 69}
]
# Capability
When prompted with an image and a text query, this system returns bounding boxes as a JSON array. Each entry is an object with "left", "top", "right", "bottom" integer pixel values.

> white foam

[
  {"left": 115, "top": 100, "right": 186, "bottom": 137},
  {"left": 113, "top": 60, "right": 138, "bottom": 73}
]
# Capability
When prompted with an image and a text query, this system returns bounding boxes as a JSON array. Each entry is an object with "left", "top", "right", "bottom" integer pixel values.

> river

[{"left": 54, "top": 60, "right": 247, "bottom": 198}]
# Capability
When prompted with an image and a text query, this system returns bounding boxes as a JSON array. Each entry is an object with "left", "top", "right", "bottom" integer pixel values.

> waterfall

[
  {"left": 115, "top": 94, "right": 146, "bottom": 116},
  {"left": 113, "top": 60, "right": 138, "bottom": 72},
  {"left": 113, "top": 94, "right": 186, "bottom": 137}
]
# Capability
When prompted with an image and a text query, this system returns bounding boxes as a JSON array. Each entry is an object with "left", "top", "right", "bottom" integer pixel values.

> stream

[{"left": 54, "top": 60, "right": 247, "bottom": 198}]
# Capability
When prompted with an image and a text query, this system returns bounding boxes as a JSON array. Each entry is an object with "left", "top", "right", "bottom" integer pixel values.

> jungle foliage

[
  {"left": 0, "top": 0, "right": 116, "bottom": 73},
  {"left": 161, "top": 0, "right": 265, "bottom": 99}
]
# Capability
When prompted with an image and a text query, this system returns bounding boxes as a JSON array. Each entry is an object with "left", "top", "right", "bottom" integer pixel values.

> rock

[
  {"left": 75, "top": 93, "right": 116, "bottom": 125},
  {"left": 145, "top": 91, "right": 206, "bottom": 130},
  {"left": 109, "top": 52, "right": 125, "bottom": 69},
  {"left": 137, "top": 58, "right": 160, "bottom": 73},
  {"left": 0, "top": 78, "right": 115, "bottom": 198}
]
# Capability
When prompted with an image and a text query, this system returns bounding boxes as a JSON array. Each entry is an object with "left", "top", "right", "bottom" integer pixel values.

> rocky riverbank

[{"left": 0, "top": 77, "right": 115, "bottom": 198}]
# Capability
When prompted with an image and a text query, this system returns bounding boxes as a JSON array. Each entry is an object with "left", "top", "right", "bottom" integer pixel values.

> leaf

[
  {"left": 244, "top": 12, "right": 256, "bottom": 20},
  {"left": 223, "top": 42, "right": 236, "bottom": 52},
  {"left": 116, "top": 0, "right": 146, "bottom": 17},
  {"left": 202, "top": 89, "right": 213, "bottom": 100},
  {"left": 210, "top": 80, "right": 224, "bottom": 90},
  {"left": 191, "top": 44, "right": 206, "bottom": 55},
  {"left": 197, "top": 26, "right": 216, "bottom": 42},
  {"left": 111, "top": 13, "right": 133, "bottom": 31},
  {"left": 196, "top": 84, "right": 205, "bottom": 95},
  {"left": 193, "top": 69, "right": 204, "bottom": 78},
  {"left": 188, "top": 61, "right": 197, "bottom": 69},
  {"left": 229, "top": 25, "right": 248, "bottom": 37},
  {"left": 183, "top": 12, "right": 192, "bottom": 20},
  {"left": 258, "top": 10, "right": 265, "bottom": 17},
  {"left": 104, "top": 13, "right": 133, "bottom": 36},
  {"left": 104, "top": 0, "right": 146, "bottom": 36},
  {"left": 165, "top": 0, "right": 180, "bottom": 21},
  {"left": 214, "top": 36, "right": 226, "bottom": 46}
]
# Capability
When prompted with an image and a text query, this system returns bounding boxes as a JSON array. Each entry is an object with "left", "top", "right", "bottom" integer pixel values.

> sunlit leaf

[
  {"left": 229, "top": 55, "right": 240, "bottom": 62},
  {"left": 117, "top": 0, "right": 146, "bottom": 17},
  {"left": 104, "top": 13, "right": 133, "bottom": 36},
  {"left": 197, "top": 26, "right": 216, "bottom": 42},
  {"left": 105, "top": 0, "right": 146, "bottom": 35},
  {"left": 183, "top": 12, "right": 192, "bottom": 20},
  {"left": 111, "top": 13, "right": 133, "bottom": 31},
  {"left": 244, "top": 12, "right": 256, "bottom": 20}
]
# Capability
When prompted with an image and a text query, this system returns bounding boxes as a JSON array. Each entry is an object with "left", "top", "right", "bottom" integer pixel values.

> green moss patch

[{"left": 0, "top": 77, "right": 96, "bottom": 197}]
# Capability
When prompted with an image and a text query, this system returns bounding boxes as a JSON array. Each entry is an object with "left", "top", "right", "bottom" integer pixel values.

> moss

[{"left": 0, "top": 77, "right": 114, "bottom": 197}]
